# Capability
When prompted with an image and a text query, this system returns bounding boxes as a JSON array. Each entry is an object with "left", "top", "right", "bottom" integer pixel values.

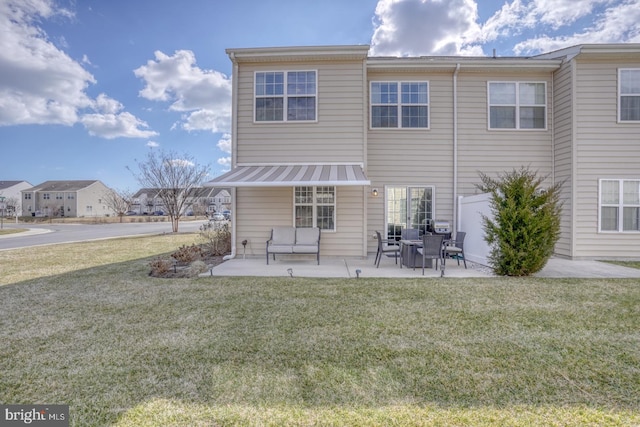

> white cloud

[
  {"left": 134, "top": 50, "right": 232, "bottom": 133},
  {"left": 79, "top": 93, "right": 157, "bottom": 139},
  {"left": 370, "top": 0, "right": 484, "bottom": 56},
  {"left": 81, "top": 111, "right": 157, "bottom": 140},
  {"left": 512, "top": 0, "right": 640, "bottom": 54},
  {"left": 0, "top": 0, "right": 93, "bottom": 126},
  {"left": 146, "top": 141, "right": 159, "bottom": 148},
  {"left": 370, "top": 0, "right": 639, "bottom": 57},
  {"left": 216, "top": 133, "right": 232, "bottom": 154},
  {"left": 0, "top": 0, "right": 157, "bottom": 139},
  {"left": 169, "top": 158, "right": 195, "bottom": 168},
  {"left": 217, "top": 157, "right": 231, "bottom": 171}
]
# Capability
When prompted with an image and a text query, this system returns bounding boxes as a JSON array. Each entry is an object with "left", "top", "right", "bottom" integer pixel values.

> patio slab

[
  {"left": 207, "top": 254, "right": 640, "bottom": 279},
  {"left": 208, "top": 254, "right": 493, "bottom": 278}
]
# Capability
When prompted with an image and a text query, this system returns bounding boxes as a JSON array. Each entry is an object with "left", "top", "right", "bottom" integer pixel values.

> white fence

[{"left": 458, "top": 193, "right": 492, "bottom": 266}]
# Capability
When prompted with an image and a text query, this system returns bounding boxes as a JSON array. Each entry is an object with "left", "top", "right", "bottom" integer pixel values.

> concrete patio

[{"left": 208, "top": 254, "right": 640, "bottom": 279}]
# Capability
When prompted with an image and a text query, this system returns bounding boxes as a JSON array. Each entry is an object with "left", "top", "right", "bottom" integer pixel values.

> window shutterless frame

[
  {"left": 254, "top": 70, "right": 318, "bottom": 123},
  {"left": 598, "top": 178, "right": 640, "bottom": 233},
  {"left": 487, "top": 81, "right": 547, "bottom": 130},
  {"left": 293, "top": 186, "right": 336, "bottom": 232},
  {"left": 369, "top": 81, "right": 430, "bottom": 129},
  {"left": 618, "top": 68, "right": 640, "bottom": 123}
]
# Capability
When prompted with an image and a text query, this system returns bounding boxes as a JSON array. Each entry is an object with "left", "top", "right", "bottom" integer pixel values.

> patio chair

[
  {"left": 375, "top": 231, "right": 400, "bottom": 267},
  {"left": 444, "top": 231, "right": 467, "bottom": 268},
  {"left": 416, "top": 234, "right": 445, "bottom": 275}
]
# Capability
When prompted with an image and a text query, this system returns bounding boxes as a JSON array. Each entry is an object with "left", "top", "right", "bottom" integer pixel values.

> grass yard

[
  {"left": 1, "top": 235, "right": 639, "bottom": 426},
  {"left": 0, "top": 228, "right": 26, "bottom": 236}
]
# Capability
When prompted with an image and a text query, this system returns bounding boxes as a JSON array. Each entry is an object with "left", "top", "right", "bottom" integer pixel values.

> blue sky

[{"left": 1, "top": 0, "right": 639, "bottom": 190}]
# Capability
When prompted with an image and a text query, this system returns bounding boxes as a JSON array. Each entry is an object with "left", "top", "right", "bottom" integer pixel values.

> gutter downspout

[
  {"left": 223, "top": 53, "right": 239, "bottom": 261},
  {"left": 453, "top": 63, "right": 460, "bottom": 232}
]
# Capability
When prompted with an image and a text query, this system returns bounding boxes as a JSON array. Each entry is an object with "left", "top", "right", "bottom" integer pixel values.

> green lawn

[{"left": 1, "top": 235, "right": 639, "bottom": 426}]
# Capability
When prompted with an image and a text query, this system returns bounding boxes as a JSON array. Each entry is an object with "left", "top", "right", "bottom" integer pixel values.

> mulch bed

[{"left": 150, "top": 253, "right": 227, "bottom": 278}]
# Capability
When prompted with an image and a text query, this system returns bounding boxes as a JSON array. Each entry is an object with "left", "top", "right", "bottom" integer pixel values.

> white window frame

[
  {"left": 294, "top": 186, "right": 336, "bottom": 232},
  {"left": 370, "top": 81, "right": 430, "bottom": 129},
  {"left": 598, "top": 179, "right": 640, "bottom": 233},
  {"left": 618, "top": 68, "right": 640, "bottom": 123},
  {"left": 488, "top": 81, "right": 547, "bottom": 130},
  {"left": 254, "top": 70, "right": 318, "bottom": 123}
]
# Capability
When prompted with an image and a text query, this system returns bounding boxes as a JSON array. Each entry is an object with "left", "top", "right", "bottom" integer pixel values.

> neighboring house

[
  {"left": 0, "top": 180, "right": 32, "bottom": 217},
  {"left": 21, "top": 180, "right": 114, "bottom": 218},
  {"left": 132, "top": 187, "right": 231, "bottom": 215},
  {"left": 132, "top": 188, "right": 165, "bottom": 214},
  {"left": 207, "top": 188, "right": 231, "bottom": 214},
  {"left": 207, "top": 44, "right": 640, "bottom": 260}
]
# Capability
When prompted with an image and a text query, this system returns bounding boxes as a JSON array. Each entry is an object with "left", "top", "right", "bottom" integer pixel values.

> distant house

[
  {"left": 132, "top": 187, "right": 231, "bottom": 215},
  {"left": 0, "top": 180, "right": 32, "bottom": 217},
  {"left": 132, "top": 188, "right": 165, "bottom": 215},
  {"left": 207, "top": 43, "right": 640, "bottom": 261},
  {"left": 21, "top": 180, "right": 114, "bottom": 218}
]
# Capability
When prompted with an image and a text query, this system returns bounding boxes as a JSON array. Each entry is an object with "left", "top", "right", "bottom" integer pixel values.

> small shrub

[
  {"left": 199, "top": 221, "right": 231, "bottom": 256},
  {"left": 171, "top": 244, "right": 203, "bottom": 263},
  {"left": 149, "top": 258, "right": 172, "bottom": 276},
  {"left": 186, "top": 260, "right": 208, "bottom": 277}
]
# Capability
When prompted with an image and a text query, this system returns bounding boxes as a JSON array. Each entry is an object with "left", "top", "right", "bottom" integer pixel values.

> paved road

[{"left": 0, "top": 220, "right": 208, "bottom": 251}]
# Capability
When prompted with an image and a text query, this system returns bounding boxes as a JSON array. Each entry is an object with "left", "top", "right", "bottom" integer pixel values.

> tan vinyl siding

[
  {"left": 456, "top": 71, "right": 554, "bottom": 197},
  {"left": 234, "top": 187, "right": 366, "bottom": 259},
  {"left": 235, "top": 61, "right": 365, "bottom": 164},
  {"left": 573, "top": 59, "right": 640, "bottom": 258},
  {"left": 552, "top": 61, "right": 575, "bottom": 257},
  {"left": 365, "top": 70, "right": 556, "bottom": 254},
  {"left": 366, "top": 71, "right": 454, "bottom": 254}
]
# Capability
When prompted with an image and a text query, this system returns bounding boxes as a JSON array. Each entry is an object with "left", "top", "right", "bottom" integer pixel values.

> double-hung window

[
  {"left": 619, "top": 69, "right": 640, "bottom": 122},
  {"left": 294, "top": 186, "right": 335, "bottom": 231},
  {"left": 600, "top": 179, "right": 640, "bottom": 232},
  {"left": 489, "top": 82, "right": 546, "bottom": 129},
  {"left": 255, "top": 71, "right": 317, "bottom": 122},
  {"left": 371, "top": 82, "right": 429, "bottom": 128}
]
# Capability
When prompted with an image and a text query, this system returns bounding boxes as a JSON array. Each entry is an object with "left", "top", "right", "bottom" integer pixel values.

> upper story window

[
  {"left": 255, "top": 71, "right": 317, "bottom": 122},
  {"left": 600, "top": 179, "right": 640, "bottom": 232},
  {"left": 24, "top": 193, "right": 31, "bottom": 200},
  {"left": 619, "top": 69, "right": 640, "bottom": 122},
  {"left": 43, "top": 193, "right": 50, "bottom": 200},
  {"left": 488, "top": 82, "right": 546, "bottom": 130},
  {"left": 370, "top": 82, "right": 429, "bottom": 128}
]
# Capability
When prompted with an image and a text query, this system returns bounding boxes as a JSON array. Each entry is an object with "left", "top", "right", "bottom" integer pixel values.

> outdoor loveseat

[{"left": 266, "top": 227, "right": 321, "bottom": 264}]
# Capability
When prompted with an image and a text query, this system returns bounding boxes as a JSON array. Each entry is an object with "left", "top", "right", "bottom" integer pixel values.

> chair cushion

[
  {"left": 271, "top": 227, "right": 296, "bottom": 245},
  {"left": 296, "top": 227, "right": 319, "bottom": 245},
  {"left": 292, "top": 245, "right": 319, "bottom": 253},
  {"left": 446, "top": 247, "right": 462, "bottom": 253},
  {"left": 268, "top": 244, "right": 293, "bottom": 253}
]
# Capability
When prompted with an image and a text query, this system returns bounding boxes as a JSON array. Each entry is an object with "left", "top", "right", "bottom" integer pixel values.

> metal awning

[{"left": 205, "top": 164, "right": 370, "bottom": 187}]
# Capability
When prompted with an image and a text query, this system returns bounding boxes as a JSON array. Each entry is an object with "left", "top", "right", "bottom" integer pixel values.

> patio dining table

[{"left": 400, "top": 237, "right": 452, "bottom": 269}]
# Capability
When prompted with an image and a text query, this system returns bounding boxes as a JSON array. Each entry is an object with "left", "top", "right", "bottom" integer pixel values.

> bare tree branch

[
  {"left": 129, "top": 150, "right": 210, "bottom": 232},
  {"left": 102, "top": 188, "right": 134, "bottom": 223}
]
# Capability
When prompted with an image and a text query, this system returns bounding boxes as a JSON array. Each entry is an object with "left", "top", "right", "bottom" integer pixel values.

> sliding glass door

[{"left": 386, "top": 186, "right": 433, "bottom": 241}]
